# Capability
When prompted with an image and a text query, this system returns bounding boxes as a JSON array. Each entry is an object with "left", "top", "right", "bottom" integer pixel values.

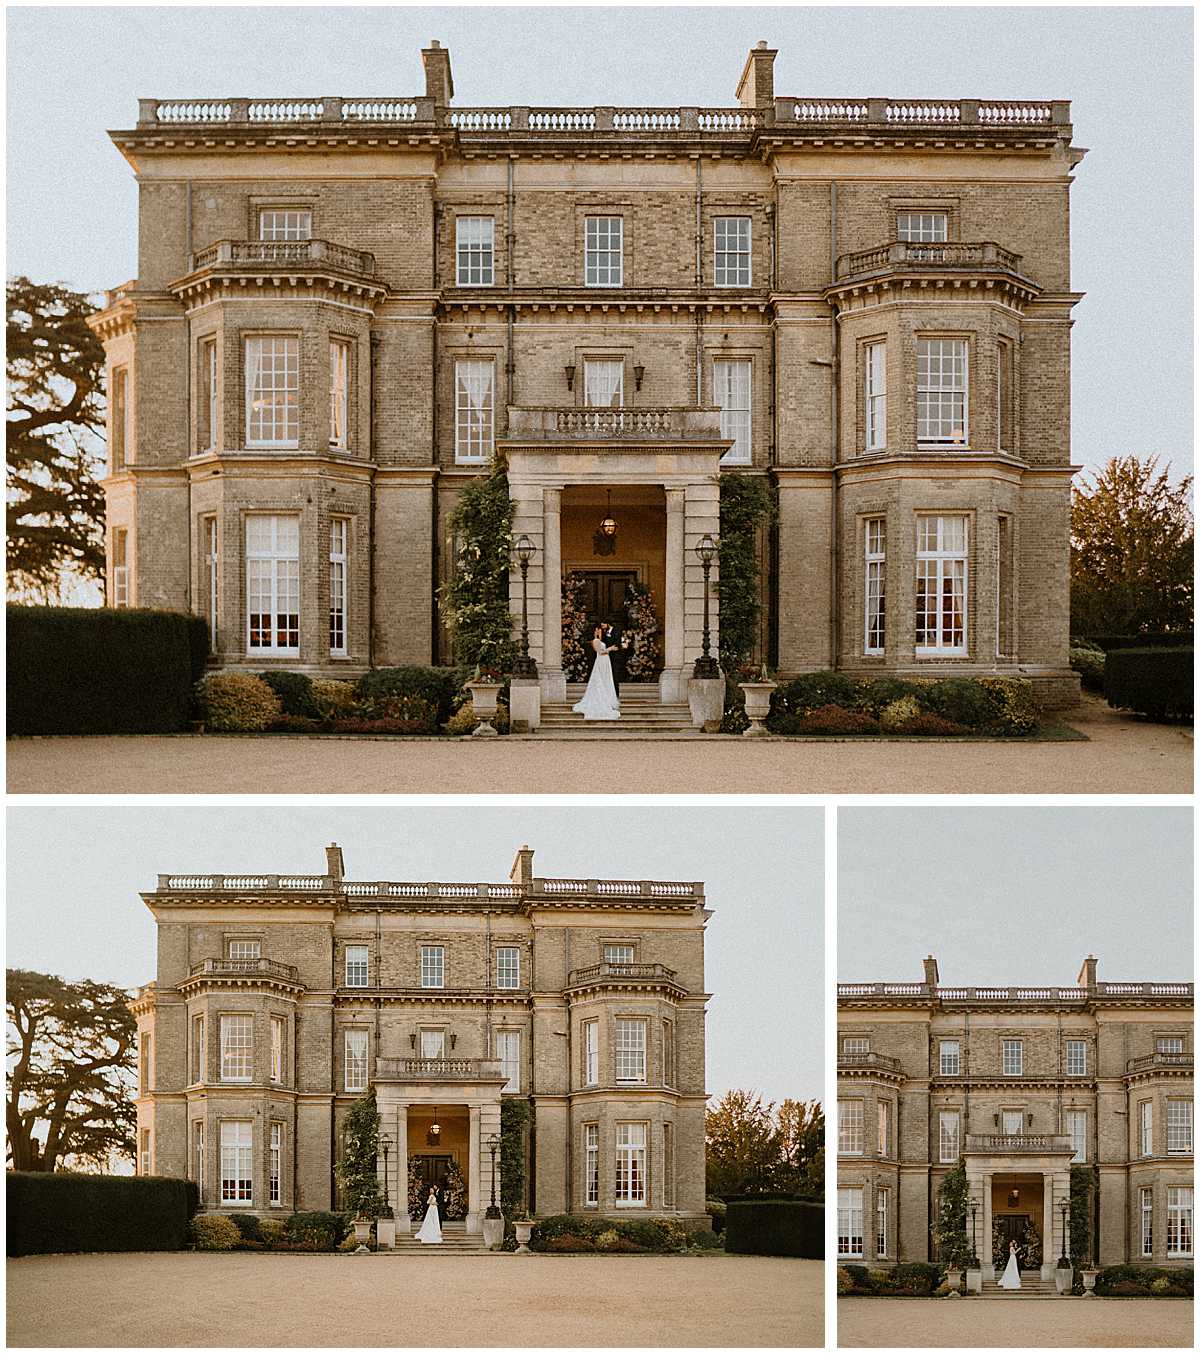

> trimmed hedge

[
  {"left": 7, "top": 606, "right": 209, "bottom": 735},
  {"left": 839, "top": 1261, "right": 942, "bottom": 1296},
  {"left": 725, "top": 1199, "right": 823, "bottom": 1258},
  {"left": 7, "top": 1171, "right": 198, "bottom": 1255},
  {"left": 1081, "top": 633, "right": 1194, "bottom": 651},
  {"left": 1094, "top": 1264, "right": 1193, "bottom": 1297},
  {"left": 529, "top": 1214, "right": 698, "bottom": 1253},
  {"left": 1105, "top": 648, "right": 1193, "bottom": 719},
  {"left": 357, "top": 666, "right": 460, "bottom": 725}
]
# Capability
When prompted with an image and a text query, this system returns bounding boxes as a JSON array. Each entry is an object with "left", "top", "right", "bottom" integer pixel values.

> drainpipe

[
  {"left": 184, "top": 180, "right": 193, "bottom": 612},
  {"left": 368, "top": 334, "right": 379, "bottom": 668},
  {"left": 829, "top": 182, "right": 840, "bottom": 668},
  {"left": 694, "top": 158, "right": 703, "bottom": 286},
  {"left": 507, "top": 158, "right": 516, "bottom": 290},
  {"left": 430, "top": 318, "right": 440, "bottom": 664},
  {"left": 694, "top": 310, "right": 703, "bottom": 406},
  {"left": 292, "top": 1010, "right": 300, "bottom": 1211}
]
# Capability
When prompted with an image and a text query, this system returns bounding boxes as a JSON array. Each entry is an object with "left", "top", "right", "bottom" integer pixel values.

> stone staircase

[
  {"left": 385, "top": 1222, "right": 488, "bottom": 1255},
  {"left": 535, "top": 683, "right": 699, "bottom": 737},
  {"left": 978, "top": 1274, "right": 1063, "bottom": 1298}
]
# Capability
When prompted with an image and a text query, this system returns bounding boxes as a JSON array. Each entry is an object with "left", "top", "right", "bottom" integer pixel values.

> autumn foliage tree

[
  {"left": 6, "top": 969, "right": 137, "bottom": 1172},
  {"left": 705, "top": 1089, "right": 823, "bottom": 1198},
  {"left": 6, "top": 277, "right": 108, "bottom": 600},
  {"left": 1071, "top": 455, "right": 1194, "bottom": 636}
]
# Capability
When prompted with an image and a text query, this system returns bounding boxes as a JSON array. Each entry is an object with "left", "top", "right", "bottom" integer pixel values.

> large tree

[
  {"left": 7, "top": 276, "right": 107, "bottom": 601},
  {"left": 705, "top": 1088, "right": 781, "bottom": 1196},
  {"left": 6, "top": 969, "right": 137, "bottom": 1172},
  {"left": 1071, "top": 455, "right": 1194, "bottom": 636},
  {"left": 775, "top": 1097, "right": 825, "bottom": 1197}
]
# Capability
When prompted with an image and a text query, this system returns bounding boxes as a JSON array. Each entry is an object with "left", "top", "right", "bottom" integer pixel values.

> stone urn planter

[
  {"left": 465, "top": 680, "right": 503, "bottom": 737},
  {"left": 1081, "top": 1267, "right": 1098, "bottom": 1296},
  {"left": 482, "top": 1209, "right": 504, "bottom": 1250},
  {"left": 738, "top": 681, "right": 777, "bottom": 737},
  {"left": 513, "top": 1219, "right": 534, "bottom": 1254},
  {"left": 352, "top": 1217, "right": 372, "bottom": 1252},
  {"left": 1055, "top": 1261, "right": 1073, "bottom": 1294},
  {"left": 965, "top": 1266, "right": 982, "bottom": 1294},
  {"left": 944, "top": 1268, "right": 963, "bottom": 1294}
]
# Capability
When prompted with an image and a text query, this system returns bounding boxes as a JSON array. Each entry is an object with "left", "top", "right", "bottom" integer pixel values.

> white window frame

[
  {"left": 495, "top": 946, "right": 520, "bottom": 990},
  {"left": 140, "top": 1126, "right": 151, "bottom": 1175},
  {"left": 603, "top": 944, "right": 635, "bottom": 967},
  {"left": 584, "top": 215, "right": 623, "bottom": 287},
  {"left": 220, "top": 1120, "right": 253, "bottom": 1205},
  {"left": 897, "top": 211, "right": 948, "bottom": 242},
  {"left": 345, "top": 943, "right": 369, "bottom": 988},
  {"left": 876, "top": 1187, "right": 889, "bottom": 1258},
  {"left": 456, "top": 216, "right": 495, "bottom": 286},
  {"left": 583, "top": 1020, "right": 599, "bottom": 1086},
  {"left": 714, "top": 358, "right": 751, "bottom": 465},
  {"left": 245, "top": 514, "right": 300, "bottom": 656},
  {"left": 420, "top": 1027, "right": 446, "bottom": 1061},
  {"left": 1140, "top": 1100, "right": 1154, "bottom": 1157},
  {"left": 328, "top": 517, "right": 348, "bottom": 657},
  {"left": 454, "top": 358, "right": 494, "bottom": 463},
  {"left": 843, "top": 1037, "right": 870, "bottom": 1056},
  {"left": 1066, "top": 1108, "right": 1087, "bottom": 1163},
  {"left": 344, "top": 1028, "right": 368, "bottom": 1093},
  {"left": 939, "top": 1109, "right": 960, "bottom": 1163},
  {"left": 258, "top": 208, "right": 311, "bottom": 241},
  {"left": 838, "top": 1099, "right": 864, "bottom": 1155},
  {"left": 915, "top": 514, "right": 968, "bottom": 655},
  {"left": 110, "top": 365, "right": 129, "bottom": 471},
  {"left": 1166, "top": 1099, "right": 1192, "bottom": 1155},
  {"left": 1065, "top": 1040, "right": 1087, "bottom": 1076},
  {"left": 329, "top": 338, "right": 350, "bottom": 449},
  {"left": 244, "top": 335, "right": 299, "bottom": 448},
  {"left": 584, "top": 1123, "right": 599, "bottom": 1206},
  {"left": 1001, "top": 1109, "right": 1023, "bottom": 1136},
  {"left": 615, "top": 1018, "right": 647, "bottom": 1085},
  {"left": 713, "top": 216, "right": 751, "bottom": 286},
  {"left": 193, "top": 1120, "right": 205, "bottom": 1197},
  {"left": 864, "top": 517, "right": 886, "bottom": 655},
  {"left": 838, "top": 1186, "right": 864, "bottom": 1257},
  {"left": 200, "top": 338, "right": 217, "bottom": 452},
  {"left": 917, "top": 337, "right": 968, "bottom": 446},
  {"left": 270, "top": 1015, "right": 285, "bottom": 1084},
  {"left": 420, "top": 945, "right": 445, "bottom": 989},
  {"left": 269, "top": 1122, "right": 282, "bottom": 1205},
  {"left": 220, "top": 1014, "right": 253, "bottom": 1083},
  {"left": 204, "top": 516, "right": 219, "bottom": 646},
  {"left": 1166, "top": 1186, "right": 1192, "bottom": 1257},
  {"left": 584, "top": 358, "right": 624, "bottom": 409},
  {"left": 877, "top": 1099, "right": 890, "bottom": 1157},
  {"left": 111, "top": 528, "right": 129, "bottom": 608},
  {"left": 1157, "top": 1037, "right": 1184, "bottom": 1055},
  {"left": 614, "top": 1122, "right": 647, "bottom": 1206},
  {"left": 939, "top": 1040, "right": 961, "bottom": 1076},
  {"left": 496, "top": 1029, "right": 520, "bottom": 1093},
  {"left": 1141, "top": 1186, "right": 1154, "bottom": 1257},
  {"left": 662, "top": 1019, "right": 675, "bottom": 1088},
  {"left": 227, "top": 938, "right": 261, "bottom": 962},
  {"left": 191, "top": 1014, "right": 205, "bottom": 1084},
  {"left": 864, "top": 341, "right": 886, "bottom": 451}
]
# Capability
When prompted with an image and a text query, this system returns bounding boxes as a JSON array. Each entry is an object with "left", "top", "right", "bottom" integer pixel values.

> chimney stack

[
  {"left": 510, "top": 844, "right": 534, "bottom": 888},
  {"left": 922, "top": 954, "right": 940, "bottom": 989},
  {"left": 1077, "top": 954, "right": 1098, "bottom": 990},
  {"left": 325, "top": 842, "right": 344, "bottom": 883},
  {"left": 735, "top": 40, "right": 777, "bottom": 112},
  {"left": 422, "top": 39, "right": 454, "bottom": 107}
]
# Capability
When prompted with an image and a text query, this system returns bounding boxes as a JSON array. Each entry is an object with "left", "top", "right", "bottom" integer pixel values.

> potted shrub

[
  {"left": 512, "top": 1210, "right": 534, "bottom": 1254},
  {"left": 464, "top": 666, "right": 504, "bottom": 737},
  {"left": 1055, "top": 1255, "right": 1073, "bottom": 1293},
  {"left": 737, "top": 664, "right": 777, "bottom": 737}
]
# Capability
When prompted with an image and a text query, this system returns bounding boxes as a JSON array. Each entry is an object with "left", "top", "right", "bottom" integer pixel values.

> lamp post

[
  {"left": 692, "top": 533, "right": 720, "bottom": 678},
  {"left": 486, "top": 1132, "right": 501, "bottom": 1218},
  {"left": 511, "top": 535, "right": 538, "bottom": 679},
  {"left": 1059, "top": 1198, "right": 1069, "bottom": 1261},
  {"left": 380, "top": 1132, "right": 393, "bottom": 1217},
  {"left": 969, "top": 1197, "right": 979, "bottom": 1260}
]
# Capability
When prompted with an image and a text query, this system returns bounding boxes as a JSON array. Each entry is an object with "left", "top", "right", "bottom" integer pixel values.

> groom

[{"left": 602, "top": 616, "right": 630, "bottom": 696}]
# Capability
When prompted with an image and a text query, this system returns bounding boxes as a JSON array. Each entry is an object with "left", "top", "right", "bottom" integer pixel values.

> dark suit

[{"left": 604, "top": 621, "right": 629, "bottom": 696}]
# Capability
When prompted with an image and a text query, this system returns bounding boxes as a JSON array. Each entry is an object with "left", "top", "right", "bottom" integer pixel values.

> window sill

[{"left": 915, "top": 650, "right": 969, "bottom": 659}]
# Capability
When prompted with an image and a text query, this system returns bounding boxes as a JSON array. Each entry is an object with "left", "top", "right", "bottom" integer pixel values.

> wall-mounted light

[
  {"left": 450, "top": 1033, "right": 457, "bottom": 1050},
  {"left": 564, "top": 364, "right": 576, "bottom": 393},
  {"left": 633, "top": 364, "right": 645, "bottom": 392},
  {"left": 409, "top": 1032, "right": 417, "bottom": 1050}
]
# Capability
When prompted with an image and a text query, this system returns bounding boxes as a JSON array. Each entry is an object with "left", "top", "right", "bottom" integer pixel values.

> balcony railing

[
  {"left": 532, "top": 877, "right": 701, "bottom": 899},
  {"left": 838, "top": 1051, "right": 902, "bottom": 1072},
  {"left": 839, "top": 982, "right": 1193, "bottom": 1002},
  {"left": 835, "top": 240, "right": 1025, "bottom": 282},
  {"left": 568, "top": 961, "right": 680, "bottom": 987},
  {"left": 190, "top": 238, "right": 376, "bottom": 278},
  {"left": 188, "top": 957, "right": 300, "bottom": 982},
  {"left": 156, "top": 873, "right": 701, "bottom": 901},
  {"left": 343, "top": 881, "right": 523, "bottom": 900},
  {"left": 505, "top": 407, "right": 725, "bottom": 443},
  {"left": 965, "top": 1133, "right": 1074, "bottom": 1153},
  {"left": 374, "top": 1057, "right": 504, "bottom": 1082},
  {"left": 1127, "top": 1053, "right": 1194, "bottom": 1073},
  {"left": 159, "top": 874, "right": 331, "bottom": 891}
]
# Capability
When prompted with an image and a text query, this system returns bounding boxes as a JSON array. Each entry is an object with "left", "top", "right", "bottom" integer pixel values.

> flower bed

[
  {"left": 838, "top": 1263, "right": 943, "bottom": 1296},
  {"left": 1093, "top": 1264, "right": 1192, "bottom": 1297},
  {"left": 529, "top": 1214, "right": 719, "bottom": 1254},
  {"left": 192, "top": 1210, "right": 351, "bottom": 1253}
]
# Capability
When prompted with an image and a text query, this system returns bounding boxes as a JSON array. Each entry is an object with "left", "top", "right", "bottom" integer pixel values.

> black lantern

[
  {"left": 692, "top": 532, "right": 720, "bottom": 677},
  {"left": 633, "top": 363, "right": 645, "bottom": 392},
  {"left": 564, "top": 364, "right": 576, "bottom": 393},
  {"left": 511, "top": 534, "right": 538, "bottom": 679},
  {"left": 486, "top": 1132, "right": 501, "bottom": 1217},
  {"left": 427, "top": 1105, "right": 441, "bottom": 1146},
  {"left": 593, "top": 490, "right": 618, "bottom": 557}
]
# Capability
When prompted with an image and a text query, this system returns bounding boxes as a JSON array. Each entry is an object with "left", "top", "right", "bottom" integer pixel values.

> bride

[
  {"left": 415, "top": 1186, "right": 442, "bottom": 1244},
  {"left": 998, "top": 1238, "right": 1021, "bottom": 1289},
  {"left": 572, "top": 624, "right": 621, "bottom": 720}
]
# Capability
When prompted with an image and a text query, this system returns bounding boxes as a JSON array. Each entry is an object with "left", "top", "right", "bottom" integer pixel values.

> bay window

[
  {"left": 220, "top": 1120, "right": 253, "bottom": 1204},
  {"left": 864, "top": 518, "right": 886, "bottom": 654},
  {"left": 915, "top": 514, "right": 968, "bottom": 654},
  {"left": 329, "top": 339, "right": 349, "bottom": 448},
  {"left": 220, "top": 1014, "right": 253, "bottom": 1083},
  {"left": 615, "top": 1019, "right": 646, "bottom": 1084},
  {"left": 838, "top": 1186, "right": 864, "bottom": 1257},
  {"left": 329, "top": 518, "right": 348, "bottom": 656},
  {"left": 584, "top": 1123, "right": 599, "bottom": 1205},
  {"left": 245, "top": 336, "right": 299, "bottom": 447},
  {"left": 1166, "top": 1186, "right": 1192, "bottom": 1257},
  {"left": 614, "top": 1123, "right": 646, "bottom": 1205},
  {"left": 917, "top": 337, "right": 968, "bottom": 445},
  {"left": 838, "top": 1099, "right": 864, "bottom": 1155},
  {"left": 246, "top": 515, "right": 300, "bottom": 654},
  {"left": 864, "top": 341, "right": 886, "bottom": 451}
]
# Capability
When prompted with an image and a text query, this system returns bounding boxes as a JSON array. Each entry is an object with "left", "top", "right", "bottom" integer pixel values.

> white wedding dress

[
  {"left": 573, "top": 637, "right": 621, "bottom": 720},
  {"left": 998, "top": 1243, "right": 1021, "bottom": 1289},
  {"left": 416, "top": 1193, "right": 443, "bottom": 1244}
]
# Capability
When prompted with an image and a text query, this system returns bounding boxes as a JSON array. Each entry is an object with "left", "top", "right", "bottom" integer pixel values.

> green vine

[
  {"left": 718, "top": 473, "right": 777, "bottom": 673},
  {"left": 933, "top": 1157, "right": 971, "bottom": 1266},
  {"left": 438, "top": 458, "right": 516, "bottom": 673},
  {"left": 336, "top": 1089, "right": 383, "bottom": 1219},
  {"left": 1070, "top": 1165, "right": 1096, "bottom": 1265},
  {"left": 500, "top": 1098, "right": 529, "bottom": 1218}
]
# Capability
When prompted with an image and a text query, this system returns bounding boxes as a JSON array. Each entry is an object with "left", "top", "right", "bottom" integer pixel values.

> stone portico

[{"left": 963, "top": 1134, "right": 1073, "bottom": 1280}]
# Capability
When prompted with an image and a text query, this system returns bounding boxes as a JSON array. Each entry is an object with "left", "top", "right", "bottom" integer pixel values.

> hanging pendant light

[
  {"left": 599, "top": 489, "right": 618, "bottom": 538},
  {"left": 428, "top": 1104, "right": 441, "bottom": 1145}
]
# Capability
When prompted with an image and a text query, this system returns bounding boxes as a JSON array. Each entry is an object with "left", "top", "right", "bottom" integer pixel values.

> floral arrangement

[
  {"left": 561, "top": 572, "right": 592, "bottom": 681},
  {"left": 623, "top": 582, "right": 662, "bottom": 680}
]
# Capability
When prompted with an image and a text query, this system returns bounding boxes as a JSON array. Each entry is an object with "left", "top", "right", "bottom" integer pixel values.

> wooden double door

[
  {"left": 997, "top": 1214, "right": 1031, "bottom": 1262},
  {"left": 576, "top": 569, "right": 639, "bottom": 623}
]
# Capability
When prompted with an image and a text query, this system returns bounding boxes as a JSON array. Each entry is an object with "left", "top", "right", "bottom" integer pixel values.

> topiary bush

[
  {"left": 258, "top": 670, "right": 319, "bottom": 718},
  {"left": 725, "top": 1199, "right": 822, "bottom": 1258},
  {"left": 921, "top": 678, "right": 996, "bottom": 729},
  {"left": 224, "top": 1213, "right": 261, "bottom": 1242},
  {"left": 282, "top": 1210, "right": 347, "bottom": 1251},
  {"left": 191, "top": 1214, "right": 241, "bottom": 1251},
  {"left": 357, "top": 666, "right": 460, "bottom": 725},
  {"left": 7, "top": 1172, "right": 197, "bottom": 1256},
  {"left": 1105, "top": 648, "right": 1193, "bottom": 720},
  {"left": 196, "top": 672, "right": 282, "bottom": 732}
]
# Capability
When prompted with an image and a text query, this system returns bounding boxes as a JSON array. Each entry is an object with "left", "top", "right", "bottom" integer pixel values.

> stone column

[
  {"left": 540, "top": 487, "right": 566, "bottom": 701},
  {"left": 466, "top": 1104, "right": 483, "bottom": 1234},
  {"left": 980, "top": 1172, "right": 994, "bottom": 1278},
  {"left": 396, "top": 1104, "right": 410, "bottom": 1233},
  {"left": 661, "top": 488, "right": 686, "bottom": 702},
  {"left": 1041, "top": 1172, "right": 1056, "bottom": 1281}
]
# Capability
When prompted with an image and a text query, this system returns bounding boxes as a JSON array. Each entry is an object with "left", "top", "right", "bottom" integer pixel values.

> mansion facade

[
  {"left": 837, "top": 957, "right": 1193, "bottom": 1276},
  {"left": 131, "top": 844, "right": 710, "bottom": 1230},
  {"left": 91, "top": 38, "right": 1083, "bottom": 705}
]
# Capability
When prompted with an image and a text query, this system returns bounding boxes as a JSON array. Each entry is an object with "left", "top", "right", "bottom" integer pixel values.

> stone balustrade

[
  {"left": 567, "top": 961, "right": 680, "bottom": 986},
  {"left": 1126, "top": 1052, "right": 1194, "bottom": 1072},
  {"left": 190, "top": 238, "right": 376, "bottom": 277},
  {"left": 838, "top": 1051, "right": 903, "bottom": 1071},
  {"left": 375, "top": 1057, "right": 505, "bottom": 1082},
  {"left": 160, "top": 873, "right": 330, "bottom": 891},
  {"left": 534, "top": 877, "right": 701, "bottom": 899},
  {"left": 835, "top": 239, "right": 1024, "bottom": 282},
  {"left": 965, "top": 1133, "right": 1075, "bottom": 1153},
  {"left": 155, "top": 873, "right": 699, "bottom": 902},
  {"left": 839, "top": 981, "right": 1192, "bottom": 1002},
  {"left": 188, "top": 957, "right": 300, "bottom": 981},
  {"left": 506, "top": 405, "right": 725, "bottom": 443}
]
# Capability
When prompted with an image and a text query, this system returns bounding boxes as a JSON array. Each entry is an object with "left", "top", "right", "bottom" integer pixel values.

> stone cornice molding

[
  {"left": 169, "top": 269, "right": 388, "bottom": 310},
  {"left": 825, "top": 271, "right": 1040, "bottom": 312}
]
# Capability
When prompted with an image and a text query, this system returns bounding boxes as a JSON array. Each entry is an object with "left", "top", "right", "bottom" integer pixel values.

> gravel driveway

[
  {"left": 838, "top": 1296, "right": 1194, "bottom": 1347},
  {"left": 7, "top": 1252, "right": 822, "bottom": 1348},
  {"left": 5, "top": 697, "right": 1191, "bottom": 795}
]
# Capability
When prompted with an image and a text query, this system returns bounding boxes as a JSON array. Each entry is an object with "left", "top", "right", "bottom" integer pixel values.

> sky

[
  {"left": 838, "top": 805, "right": 1194, "bottom": 985},
  {"left": 5, "top": 3, "right": 1193, "bottom": 482},
  {"left": 6, "top": 803, "right": 825, "bottom": 1105}
]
